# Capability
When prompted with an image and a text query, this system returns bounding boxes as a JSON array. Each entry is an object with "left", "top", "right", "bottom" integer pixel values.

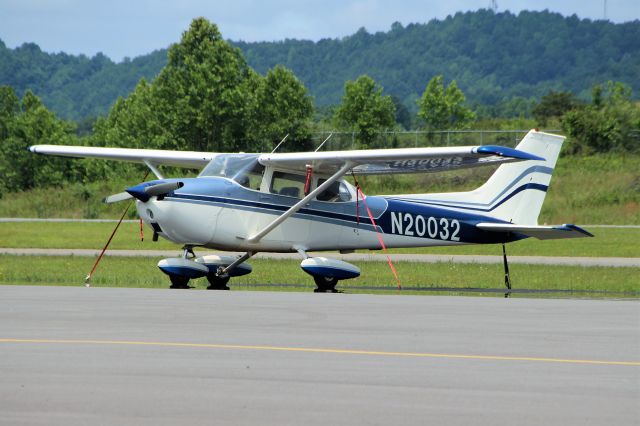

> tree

[
  {"left": 562, "top": 81, "right": 640, "bottom": 153},
  {"left": 391, "top": 95, "right": 412, "bottom": 130},
  {"left": 93, "top": 78, "right": 169, "bottom": 149},
  {"left": 417, "top": 75, "right": 475, "bottom": 131},
  {"left": 0, "top": 90, "right": 79, "bottom": 194},
  {"left": 252, "top": 65, "right": 314, "bottom": 151},
  {"left": 152, "top": 17, "right": 257, "bottom": 152},
  {"left": 532, "top": 91, "right": 581, "bottom": 125},
  {"left": 92, "top": 17, "right": 318, "bottom": 156},
  {"left": 334, "top": 75, "right": 396, "bottom": 147},
  {"left": 0, "top": 85, "right": 20, "bottom": 140}
]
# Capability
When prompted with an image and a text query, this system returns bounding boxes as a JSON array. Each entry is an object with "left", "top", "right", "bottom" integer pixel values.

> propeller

[{"left": 104, "top": 191, "right": 133, "bottom": 204}]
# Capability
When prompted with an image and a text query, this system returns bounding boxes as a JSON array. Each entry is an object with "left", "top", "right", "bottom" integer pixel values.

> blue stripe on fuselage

[
  {"left": 393, "top": 183, "right": 548, "bottom": 213},
  {"left": 165, "top": 192, "right": 519, "bottom": 245},
  {"left": 159, "top": 176, "right": 536, "bottom": 245},
  {"left": 378, "top": 199, "right": 519, "bottom": 244}
]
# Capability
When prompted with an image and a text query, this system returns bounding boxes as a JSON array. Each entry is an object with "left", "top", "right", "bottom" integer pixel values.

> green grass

[
  {"left": 1, "top": 222, "right": 638, "bottom": 258},
  {"left": 0, "top": 221, "right": 177, "bottom": 250},
  {"left": 0, "top": 179, "right": 143, "bottom": 219},
  {"left": 0, "top": 255, "right": 637, "bottom": 297},
  {"left": 539, "top": 154, "right": 640, "bottom": 224},
  {"left": 1, "top": 153, "right": 639, "bottom": 224},
  {"left": 386, "top": 227, "right": 639, "bottom": 258}
]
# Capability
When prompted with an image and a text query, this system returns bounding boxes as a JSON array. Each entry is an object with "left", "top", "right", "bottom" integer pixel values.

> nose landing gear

[
  {"left": 158, "top": 246, "right": 207, "bottom": 289},
  {"left": 169, "top": 275, "right": 192, "bottom": 289}
]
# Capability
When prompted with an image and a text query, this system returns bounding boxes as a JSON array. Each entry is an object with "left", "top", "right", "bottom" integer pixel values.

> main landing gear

[
  {"left": 206, "top": 274, "right": 230, "bottom": 290},
  {"left": 157, "top": 247, "right": 254, "bottom": 290},
  {"left": 206, "top": 251, "right": 255, "bottom": 290},
  {"left": 297, "top": 249, "right": 360, "bottom": 293},
  {"left": 313, "top": 276, "right": 340, "bottom": 293}
]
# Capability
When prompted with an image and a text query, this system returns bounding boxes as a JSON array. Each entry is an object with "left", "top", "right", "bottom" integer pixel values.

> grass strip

[
  {"left": 1, "top": 255, "right": 637, "bottom": 297},
  {"left": 1, "top": 222, "right": 638, "bottom": 258}
]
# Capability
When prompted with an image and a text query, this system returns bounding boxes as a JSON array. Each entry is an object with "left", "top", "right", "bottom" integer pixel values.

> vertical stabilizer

[
  {"left": 397, "top": 130, "right": 565, "bottom": 225},
  {"left": 477, "top": 130, "right": 564, "bottom": 224}
]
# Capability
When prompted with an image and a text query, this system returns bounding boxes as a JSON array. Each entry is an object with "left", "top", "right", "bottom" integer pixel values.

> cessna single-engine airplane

[{"left": 30, "top": 129, "right": 592, "bottom": 292}]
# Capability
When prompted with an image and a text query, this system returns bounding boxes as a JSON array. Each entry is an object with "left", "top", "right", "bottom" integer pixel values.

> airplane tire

[
  {"left": 169, "top": 275, "right": 191, "bottom": 289},
  {"left": 206, "top": 274, "right": 230, "bottom": 290},
  {"left": 313, "top": 276, "right": 339, "bottom": 293}
]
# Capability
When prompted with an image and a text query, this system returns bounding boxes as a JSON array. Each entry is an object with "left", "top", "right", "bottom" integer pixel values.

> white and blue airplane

[{"left": 30, "top": 129, "right": 592, "bottom": 292}]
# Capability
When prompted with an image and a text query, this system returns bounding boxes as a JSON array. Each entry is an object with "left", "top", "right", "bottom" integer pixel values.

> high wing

[
  {"left": 258, "top": 145, "right": 544, "bottom": 175},
  {"left": 29, "top": 145, "right": 216, "bottom": 169},
  {"left": 30, "top": 143, "right": 543, "bottom": 176}
]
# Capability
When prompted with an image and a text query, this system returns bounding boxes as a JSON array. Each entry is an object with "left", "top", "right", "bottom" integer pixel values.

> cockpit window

[
  {"left": 199, "top": 154, "right": 264, "bottom": 190},
  {"left": 317, "top": 179, "right": 354, "bottom": 202},
  {"left": 270, "top": 171, "right": 306, "bottom": 198}
]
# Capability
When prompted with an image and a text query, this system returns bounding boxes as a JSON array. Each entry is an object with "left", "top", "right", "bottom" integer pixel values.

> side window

[
  {"left": 270, "top": 171, "right": 306, "bottom": 198},
  {"left": 317, "top": 180, "right": 353, "bottom": 202},
  {"left": 235, "top": 163, "right": 264, "bottom": 191}
]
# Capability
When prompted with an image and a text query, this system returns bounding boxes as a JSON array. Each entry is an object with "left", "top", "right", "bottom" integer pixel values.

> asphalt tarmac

[{"left": 0, "top": 286, "right": 638, "bottom": 425}]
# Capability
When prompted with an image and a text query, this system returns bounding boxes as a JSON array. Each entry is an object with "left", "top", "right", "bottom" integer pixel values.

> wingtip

[
  {"left": 564, "top": 224, "right": 595, "bottom": 238},
  {"left": 475, "top": 145, "right": 545, "bottom": 162}
]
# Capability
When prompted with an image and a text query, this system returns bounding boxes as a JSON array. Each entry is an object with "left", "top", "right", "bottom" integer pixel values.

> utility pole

[
  {"left": 489, "top": 0, "right": 498, "bottom": 12},
  {"left": 604, "top": 0, "right": 608, "bottom": 20}
]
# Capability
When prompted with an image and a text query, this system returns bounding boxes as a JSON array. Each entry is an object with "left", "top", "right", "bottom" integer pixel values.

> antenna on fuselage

[
  {"left": 270, "top": 134, "right": 289, "bottom": 153},
  {"left": 314, "top": 133, "right": 333, "bottom": 152}
]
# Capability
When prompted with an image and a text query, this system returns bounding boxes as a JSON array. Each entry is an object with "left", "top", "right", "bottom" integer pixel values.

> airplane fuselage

[{"left": 137, "top": 176, "right": 518, "bottom": 253}]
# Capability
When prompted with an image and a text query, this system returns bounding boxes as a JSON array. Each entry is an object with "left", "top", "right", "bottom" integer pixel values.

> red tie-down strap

[
  {"left": 85, "top": 170, "right": 150, "bottom": 284},
  {"left": 304, "top": 164, "right": 313, "bottom": 195},
  {"left": 354, "top": 182, "right": 401, "bottom": 290}
]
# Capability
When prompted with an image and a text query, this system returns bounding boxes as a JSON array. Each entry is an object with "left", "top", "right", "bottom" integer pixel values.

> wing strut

[
  {"left": 143, "top": 160, "right": 164, "bottom": 179},
  {"left": 247, "top": 162, "right": 354, "bottom": 243}
]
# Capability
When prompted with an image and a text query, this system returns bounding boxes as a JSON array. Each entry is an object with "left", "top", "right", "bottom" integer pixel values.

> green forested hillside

[
  {"left": 238, "top": 10, "right": 640, "bottom": 110},
  {"left": 1, "top": 9, "right": 638, "bottom": 121},
  {"left": 0, "top": 41, "right": 167, "bottom": 120}
]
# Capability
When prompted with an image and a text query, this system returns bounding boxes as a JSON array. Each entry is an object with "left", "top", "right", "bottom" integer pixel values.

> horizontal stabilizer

[{"left": 476, "top": 223, "right": 594, "bottom": 240}]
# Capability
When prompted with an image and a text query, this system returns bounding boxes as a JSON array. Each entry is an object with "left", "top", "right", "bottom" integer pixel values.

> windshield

[
  {"left": 199, "top": 154, "right": 260, "bottom": 179},
  {"left": 199, "top": 154, "right": 264, "bottom": 190}
]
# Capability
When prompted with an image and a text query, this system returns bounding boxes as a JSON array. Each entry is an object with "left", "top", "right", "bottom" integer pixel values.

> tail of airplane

[
  {"left": 401, "top": 130, "right": 565, "bottom": 226},
  {"left": 470, "top": 130, "right": 564, "bottom": 225}
]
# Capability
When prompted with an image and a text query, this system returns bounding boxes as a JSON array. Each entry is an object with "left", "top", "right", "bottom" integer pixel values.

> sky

[{"left": 1, "top": 0, "right": 638, "bottom": 62}]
